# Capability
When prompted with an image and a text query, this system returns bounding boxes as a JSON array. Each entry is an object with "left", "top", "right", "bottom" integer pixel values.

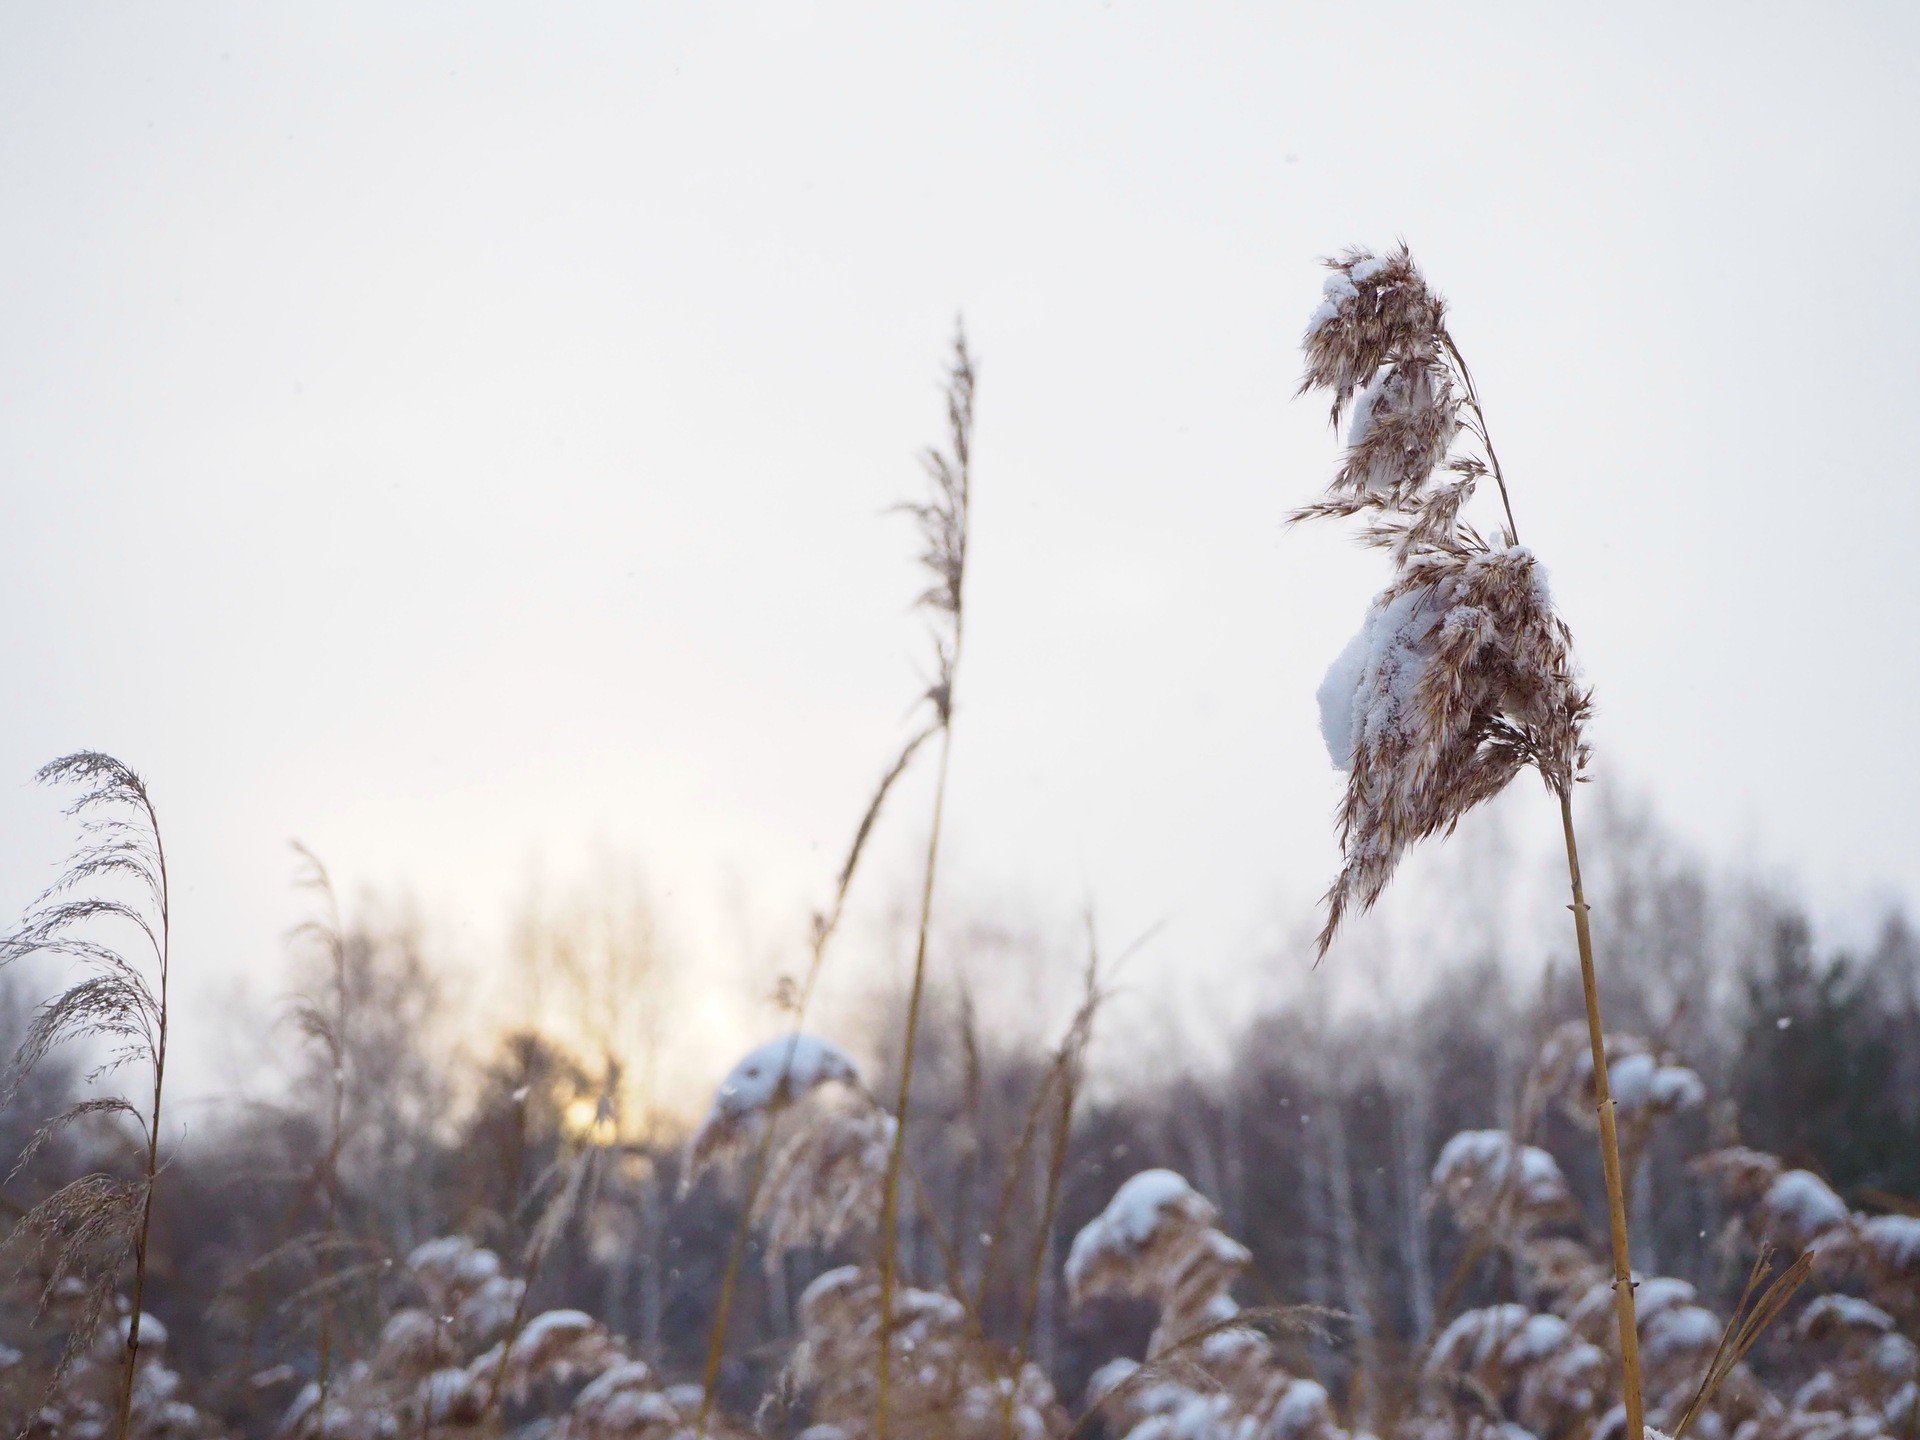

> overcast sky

[{"left": 4, "top": 3, "right": 1917, "bottom": 1103}]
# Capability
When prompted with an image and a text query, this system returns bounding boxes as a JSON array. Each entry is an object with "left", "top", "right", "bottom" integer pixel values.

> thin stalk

[
  {"left": 1001, "top": 1033, "right": 1079, "bottom": 1440},
  {"left": 1440, "top": 330, "right": 1518, "bottom": 546},
  {"left": 481, "top": 1145, "right": 597, "bottom": 1432},
  {"left": 875, "top": 721, "right": 955, "bottom": 1440},
  {"left": 694, "top": 720, "right": 942, "bottom": 1426},
  {"left": 318, "top": 972, "right": 346, "bottom": 1402},
  {"left": 301, "top": 846, "right": 350, "bottom": 1406},
  {"left": 1440, "top": 324, "right": 1639, "bottom": 1434},
  {"left": 974, "top": 1062, "right": 1063, "bottom": 1317},
  {"left": 116, "top": 796, "right": 169, "bottom": 1440},
  {"left": 1560, "top": 786, "right": 1645, "bottom": 1440},
  {"left": 697, "top": 1113, "right": 779, "bottom": 1419},
  {"left": 904, "top": 1155, "right": 986, "bottom": 1339}
]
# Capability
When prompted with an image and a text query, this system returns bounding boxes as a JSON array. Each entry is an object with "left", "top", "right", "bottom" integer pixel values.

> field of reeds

[{"left": 2, "top": 251, "right": 1916, "bottom": 1440}]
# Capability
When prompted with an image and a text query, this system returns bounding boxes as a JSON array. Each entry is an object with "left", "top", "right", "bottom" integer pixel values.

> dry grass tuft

[{"left": 1, "top": 753, "right": 174, "bottom": 1434}]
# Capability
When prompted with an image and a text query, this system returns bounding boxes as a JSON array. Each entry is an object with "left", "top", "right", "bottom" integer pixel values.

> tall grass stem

[
  {"left": 1560, "top": 787, "right": 1645, "bottom": 1440},
  {"left": 874, "top": 722, "right": 953, "bottom": 1440},
  {"left": 114, "top": 786, "right": 170, "bottom": 1440}
]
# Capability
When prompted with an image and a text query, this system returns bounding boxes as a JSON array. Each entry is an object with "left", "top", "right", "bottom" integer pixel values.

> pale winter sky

[{"left": 3, "top": 4, "right": 1917, "bottom": 1108}]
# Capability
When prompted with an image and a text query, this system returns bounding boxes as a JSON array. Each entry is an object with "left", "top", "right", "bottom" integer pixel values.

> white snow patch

[
  {"left": 1267, "top": 1379, "right": 1333, "bottom": 1439},
  {"left": 1433, "top": 1130, "right": 1568, "bottom": 1213},
  {"left": 1429, "top": 1304, "right": 1531, "bottom": 1374},
  {"left": 1642, "top": 1305, "right": 1721, "bottom": 1364},
  {"left": 1065, "top": 1169, "right": 1215, "bottom": 1291},
  {"left": 1864, "top": 1214, "right": 1920, "bottom": 1270},
  {"left": 1503, "top": 1313, "right": 1570, "bottom": 1365},
  {"left": 1763, "top": 1170, "right": 1850, "bottom": 1244},
  {"left": 1305, "top": 271, "right": 1359, "bottom": 339},
  {"left": 1317, "top": 588, "right": 1439, "bottom": 771},
  {"left": 508, "top": 1308, "right": 596, "bottom": 1365},
  {"left": 705, "top": 1033, "right": 860, "bottom": 1124},
  {"left": 1346, "top": 367, "right": 1390, "bottom": 448},
  {"left": 122, "top": 1312, "right": 168, "bottom": 1348},
  {"left": 1797, "top": 1295, "right": 1894, "bottom": 1338},
  {"left": 1635, "top": 1277, "right": 1697, "bottom": 1320}
]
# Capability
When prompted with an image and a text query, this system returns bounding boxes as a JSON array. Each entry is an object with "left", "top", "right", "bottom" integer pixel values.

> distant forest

[{"left": 3, "top": 788, "right": 1914, "bottom": 1437}]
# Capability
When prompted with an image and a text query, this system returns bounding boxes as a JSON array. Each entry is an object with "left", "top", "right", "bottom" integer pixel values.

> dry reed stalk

[
  {"left": 990, "top": 950, "right": 1102, "bottom": 1440},
  {"left": 478, "top": 1135, "right": 604, "bottom": 1431},
  {"left": 975, "top": 1049, "right": 1063, "bottom": 1312},
  {"left": 904, "top": 1157, "right": 980, "bottom": 1328},
  {"left": 289, "top": 842, "right": 352, "bottom": 1406},
  {"left": 694, "top": 332, "right": 971, "bottom": 1424},
  {"left": 692, "top": 722, "right": 942, "bottom": 1422},
  {"left": 1294, "top": 247, "right": 1646, "bottom": 1437},
  {"left": 876, "top": 721, "right": 953, "bottom": 1433},
  {"left": 955, "top": 985, "right": 984, "bottom": 1291},
  {"left": 695, "top": 1095, "right": 780, "bottom": 1421},
  {"left": 876, "top": 324, "right": 974, "bottom": 1440},
  {"left": 1561, "top": 794, "right": 1646, "bottom": 1440},
  {"left": 0, "top": 753, "right": 173, "bottom": 1440}
]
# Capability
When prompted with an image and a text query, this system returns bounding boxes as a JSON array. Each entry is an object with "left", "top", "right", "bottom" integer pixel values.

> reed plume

[
  {"left": 691, "top": 325, "right": 975, "bottom": 1428},
  {"left": 684, "top": 1032, "right": 890, "bottom": 1267},
  {"left": 1066, "top": 1168, "right": 1345, "bottom": 1440},
  {"left": 0, "top": 752, "right": 174, "bottom": 1437},
  {"left": 790, "top": 1262, "right": 1062, "bottom": 1440},
  {"left": 875, "top": 321, "right": 975, "bottom": 1439},
  {"left": 1292, "top": 246, "right": 1644, "bottom": 1438}
]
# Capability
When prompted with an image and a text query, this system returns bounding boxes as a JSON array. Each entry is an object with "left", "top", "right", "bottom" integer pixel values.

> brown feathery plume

[
  {"left": 1519, "top": 1022, "right": 1706, "bottom": 1197},
  {"left": 685, "top": 1033, "right": 864, "bottom": 1185},
  {"left": 1310, "top": 543, "right": 1589, "bottom": 954},
  {"left": 684, "top": 1032, "right": 891, "bottom": 1268},
  {"left": 752, "top": 1094, "right": 894, "bottom": 1267},
  {"left": 1064, "top": 1168, "right": 1346, "bottom": 1440},
  {"left": 0, "top": 753, "right": 174, "bottom": 1437},
  {"left": 1419, "top": 1303, "right": 1611, "bottom": 1440},
  {"left": 789, "top": 1263, "right": 1063, "bottom": 1440},
  {"left": 875, "top": 320, "right": 975, "bottom": 1440},
  {"left": 1293, "top": 246, "right": 1644, "bottom": 1438}
]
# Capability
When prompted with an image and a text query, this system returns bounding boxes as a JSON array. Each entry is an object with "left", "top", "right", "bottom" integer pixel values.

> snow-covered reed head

[
  {"left": 1302, "top": 247, "right": 1448, "bottom": 419},
  {"left": 791, "top": 1264, "right": 1063, "bottom": 1440},
  {"left": 1296, "top": 246, "right": 1591, "bottom": 956},
  {"left": 1064, "top": 1169, "right": 1245, "bottom": 1329},
  {"left": 1068, "top": 1170, "right": 1344, "bottom": 1440},
  {"left": 1519, "top": 1023, "right": 1706, "bottom": 1142},
  {"left": 684, "top": 1032, "right": 862, "bottom": 1181},
  {"left": 751, "top": 1088, "right": 893, "bottom": 1267},
  {"left": 899, "top": 325, "right": 975, "bottom": 722},
  {"left": 683, "top": 1032, "right": 895, "bottom": 1268},
  {"left": 1430, "top": 1129, "right": 1575, "bottom": 1237}
]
